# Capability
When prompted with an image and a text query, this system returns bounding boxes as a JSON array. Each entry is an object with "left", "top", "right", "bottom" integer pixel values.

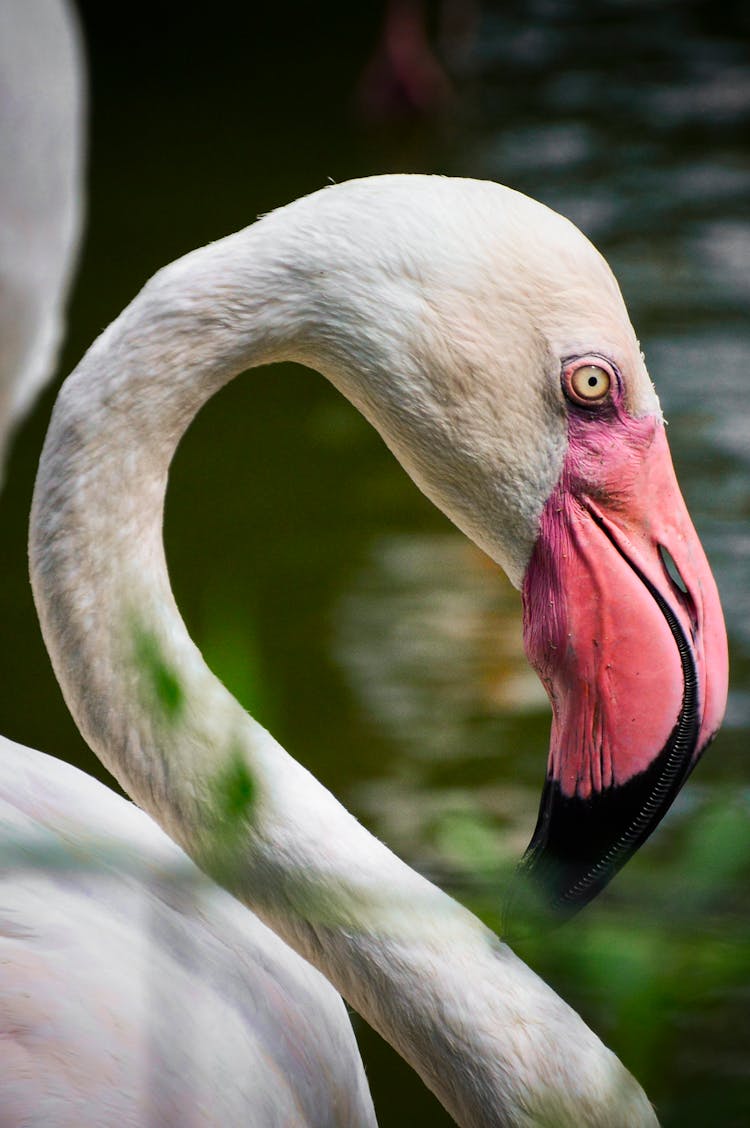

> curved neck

[{"left": 30, "top": 185, "right": 654, "bottom": 1127}]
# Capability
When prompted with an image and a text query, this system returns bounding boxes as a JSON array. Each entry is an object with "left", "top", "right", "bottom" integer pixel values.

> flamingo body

[{"left": 0, "top": 737, "right": 376, "bottom": 1126}]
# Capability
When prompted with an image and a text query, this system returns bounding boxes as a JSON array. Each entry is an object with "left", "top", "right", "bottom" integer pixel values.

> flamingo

[
  {"left": 23, "top": 173, "right": 727, "bottom": 1124},
  {"left": 0, "top": 0, "right": 84, "bottom": 478},
  {"left": 0, "top": 6, "right": 374, "bottom": 1124}
]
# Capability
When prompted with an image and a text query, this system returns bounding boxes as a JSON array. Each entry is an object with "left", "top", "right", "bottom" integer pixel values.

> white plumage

[
  {"left": 0, "top": 0, "right": 84, "bottom": 471},
  {"left": 26, "top": 173, "right": 662, "bottom": 1125},
  {"left": 0, "top": 738, "right": 375, "bottom": 1126}
]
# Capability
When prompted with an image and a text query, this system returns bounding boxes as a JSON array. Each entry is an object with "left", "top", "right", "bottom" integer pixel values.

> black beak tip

[
  {"left": 502, "top": 783, "right": 610, "bottom": 936},
  {"left": 518, "top": 778, "right": 627, "bottom": 913},
  {"left": 505, "top": 731, "right": 703, "bottom": 934}
]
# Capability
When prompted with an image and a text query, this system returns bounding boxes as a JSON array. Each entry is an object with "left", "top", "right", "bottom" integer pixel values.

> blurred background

[{"left": 1, "top": 0, "right": 749, "bottom": 1122}]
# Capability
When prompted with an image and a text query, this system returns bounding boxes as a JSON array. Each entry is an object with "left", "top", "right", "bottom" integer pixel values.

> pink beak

[{"left": 519, "top": 411, "right": 728, "bottom": 914}]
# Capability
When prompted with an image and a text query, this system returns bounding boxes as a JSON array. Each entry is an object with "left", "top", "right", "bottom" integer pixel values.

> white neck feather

[{"left": 31, "top": 176, "right": 656, "bottom": 1127}]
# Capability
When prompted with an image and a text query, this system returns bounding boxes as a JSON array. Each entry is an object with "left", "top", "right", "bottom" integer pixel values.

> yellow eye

[{"left": 569, "top": 363, "right": 611, "bottom": 402}]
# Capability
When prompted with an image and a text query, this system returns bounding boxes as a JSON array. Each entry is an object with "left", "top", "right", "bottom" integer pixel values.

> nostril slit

[{"left": 659, "top": 544, "right": 689, "bottom": 595}]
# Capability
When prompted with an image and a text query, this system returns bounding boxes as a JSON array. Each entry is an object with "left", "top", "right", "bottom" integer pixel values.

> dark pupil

[{"left": 587, "top": 374, "right": 598, "bottom": 387}]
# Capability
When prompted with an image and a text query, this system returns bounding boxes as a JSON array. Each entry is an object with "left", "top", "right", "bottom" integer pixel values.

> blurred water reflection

[{"left": 0, "top": 1, "right": 748, "bottom": 1124}]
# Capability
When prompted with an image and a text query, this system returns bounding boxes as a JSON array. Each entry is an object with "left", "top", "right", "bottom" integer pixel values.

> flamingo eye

[{"left": 564, "top": 361, "right": 613, "bottom": 406}]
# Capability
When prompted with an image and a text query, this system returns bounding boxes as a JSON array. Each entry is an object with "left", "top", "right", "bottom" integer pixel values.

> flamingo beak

[{"left": 518, "top": 418, "right": 728, "bottom": 914}]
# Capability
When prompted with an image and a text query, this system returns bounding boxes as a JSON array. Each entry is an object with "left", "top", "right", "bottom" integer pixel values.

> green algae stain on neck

[
  {"left": 213, "top": 749, "right": 256, "bottom": 822},
  {"left": 132, "top": 625, "right": 185, "bottom": 721}
]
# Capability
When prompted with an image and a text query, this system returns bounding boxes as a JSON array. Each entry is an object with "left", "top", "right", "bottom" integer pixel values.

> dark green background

[{"left": 2, "top": 2, "right": 749, "bottom": 1123}]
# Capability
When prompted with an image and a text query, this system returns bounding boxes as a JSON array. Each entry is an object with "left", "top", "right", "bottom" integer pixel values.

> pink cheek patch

[{"left": 523, "top": 488, "right": 683, "bottom": 800}]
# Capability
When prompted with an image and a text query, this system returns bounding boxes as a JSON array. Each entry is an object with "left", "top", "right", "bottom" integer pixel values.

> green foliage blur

[{"left": 434, "top": 789, "right": 750, "bottom": 1125}]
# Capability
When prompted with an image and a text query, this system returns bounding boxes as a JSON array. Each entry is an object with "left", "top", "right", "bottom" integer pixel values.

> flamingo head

[
  {"left": 438, "top": 184, "right": 729, "bottom": 916},
  {"left": 316, "top": 176, "right": 728, "bottom": 915},
  {"left": 516, "top": 357, "right": 727, "bottom": 914}
]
